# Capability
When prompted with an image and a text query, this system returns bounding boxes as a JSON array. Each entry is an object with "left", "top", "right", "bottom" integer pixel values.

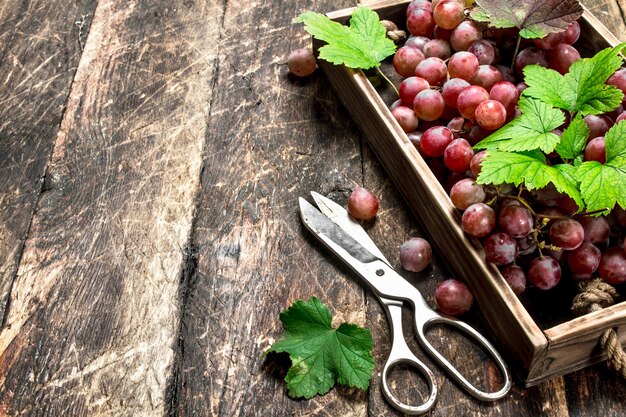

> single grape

[
  {"left": 287, "top": 48, "right": 317, "bottom": 77},
  {"left": 616, "top": 111, "right": 626, "bottom": 124},
  {"left": 598, "top": 247, "right": 626, "bottom": 284},
  {"left": 393, "top": 46, "right": 426, "bottom": 77},
  {"left": 495, "top": 65, "right": 515, "bottom": 84},
  {"left": 413, "top": 89, "right": 446, "bottom": 121},
  {"left": 448, "top": 52, "right": 480, "bottom": 81},
  {"left": 444, "top": 138, "right": 474, "bottom": 173},
  {"left": 528, "top": 256, "right": 561, "bottom": 290},
  {"left": 484, "top": 233, "right": 518, "bottom": 265},
  {"left": 608, "top": 105, "right": 624, "bottom": 121},
  {"left": 392, "top": 106, "right": 420, "bottom": 132},
  {"left": 548, "top": 44, "right": 580, "bottom": 75},
  {"left": 533, "top": 32, "right": 564, "bottom": 50},
  {"left": 389, "top": 99, "right": 402, "bottom": 111},
  {"left": 469, "top": 150, "right": 487, "bottom": 177},
  {"left": 433, "top": 0, "right": 464, "bottom": 29},
  {"left": 562, "top": 21, "right": 580, "bottom": 45},
  {"left": 435, "top": 279, "right": 474, "bottom": 316},
  {"left": 407, "top": 0, "right": 432, "bottom": 15},
  {"left": 447, "top": 116, "right": 466, "bottom": 136},
  {"left": 584, "top": 136, "right": 606, "bottom": 163},
  {"left": 442, "top": 78, "right": 471, "bottom": 108},
  {"left": 444, "top": 172, "right": 467, "bottom": 193},
  {"left": 501, "top": 265, "right": 526, "bottom": 295},
  {"left": 514, "top": 47, "right": 548, "bottom": 75},
  {"left": 469, "top": 65, "right": 503, "bottom": 91},
  {"left": 407, "top": 8, "right": 436, "bottom": 37},
  {"left": 407, "top": 131, "right": 424, "bottom": 155},
  {"left": 415, "top": 57, "right": 448, "bottom": 86},
  {"left": 450, "top": 20, "right": 483, "bottom": 51},
  {"left": 462, "top": 203, "right": 496, "bottom": 238},
  {"left": 420, "top": 125, "right": 454, "bottom": 156},
  {"left": 405, "top": 35, "right": 431, "bottom": 51},
  {"left": 475, "top": 100, "right": 507, "bottom": 130},
  {"left": 550, "top": 219, "right": 584, "bottom": 250},
  {"left": 433, "top": 25, "right": 453, "bottom": 41},
  {"left": 400, "top": 237, "right": 432, "bottom": 272},
  {"left": 516, "top": 82, "right": 528, "bottom": 96},
  {"left": 399, "top": 76, "right": 431, "bottom": 107},
  {"left": 567, "top": 242, "right": 601, "bottom": 276},
  {"left": 489, "top": 81, "right": 519, "bottom": 115},
  {"left": 498, "top": 204, "right": 533, "bottom": 238},
  {"left": 468, "top": 40, "right": 496, "bottom": 65},
  {"left": 347, "top": 187, "right": 379, "bottom": 220},
  {"left": 583, "top": 115, "right": 612, "bottom": 139},
  {"left": 423, "top": 38, "right": 452, "bottom": 60},
  {"left": 457, "top": 85, "right": 490, "bottom": 119},
  {"left": 449, "top": 178, "right": 486, "bottom": 209},
  {"left": 607, "top": 68, "right": 626, "bottom": 95}
]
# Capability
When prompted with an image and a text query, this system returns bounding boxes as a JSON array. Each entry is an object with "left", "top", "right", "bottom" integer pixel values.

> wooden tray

[{"left": 314, "top": 0, "right": 626, "bottom": 386}]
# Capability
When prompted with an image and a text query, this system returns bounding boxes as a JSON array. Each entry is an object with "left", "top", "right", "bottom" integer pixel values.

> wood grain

[
  {"left": 0, "top": 0, "right": 225, "bottom": 415},
  {"left": 0, "top": 0, "right": 97, "bottom": 322}
]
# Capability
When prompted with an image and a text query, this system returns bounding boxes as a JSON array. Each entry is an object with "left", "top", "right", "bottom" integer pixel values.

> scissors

[{"left": 299, "top": 192, "right": 511, "bottom": 415}]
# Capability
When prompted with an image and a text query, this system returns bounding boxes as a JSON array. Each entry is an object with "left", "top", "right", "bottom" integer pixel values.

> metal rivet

[{"left": 376, "top": 269, "right": 384, "bottom": 276}]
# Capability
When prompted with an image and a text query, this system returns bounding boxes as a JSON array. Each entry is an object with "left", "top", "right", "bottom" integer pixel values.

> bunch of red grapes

[{"left": 389, "top": 0, "right": 626, "bottom": 295}]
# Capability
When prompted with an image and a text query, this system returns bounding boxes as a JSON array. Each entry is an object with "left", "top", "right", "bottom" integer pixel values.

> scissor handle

[
  {"left": 380, "top": 300, "right": 437, "bottom": 415},
  {"left": 415, "top": 314, "right": 512, "bottom": 401}
]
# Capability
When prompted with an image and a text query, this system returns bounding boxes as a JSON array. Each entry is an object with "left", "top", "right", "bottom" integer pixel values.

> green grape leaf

[
  {"left": 294, "top": 7, "right": 396, "bottom": 69},
  {"left": 577, "top": 120, "right": 626, "bottom": 213},
  {"left": 522, "top": 44, "right": 626, "bottom": 115},
  {"left": 477, "top": 151, "right": 583, "bottom": 209},
  {"left": 555, "top": 114, "right": 589, "bottom": 160},
  {"left": 265, "top": 297, "right": 374, "bottom": 399},
  {"left": 470, "top": 0, "right": 583, "bottom": 39},
  {"left": 474, "top": 97, "right": 564, "bottom": 153}
]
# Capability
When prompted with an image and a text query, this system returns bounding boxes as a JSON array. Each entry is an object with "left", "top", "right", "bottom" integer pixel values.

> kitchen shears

[{"left": 298, "top": 192, "right": 511, "bottom": 415}]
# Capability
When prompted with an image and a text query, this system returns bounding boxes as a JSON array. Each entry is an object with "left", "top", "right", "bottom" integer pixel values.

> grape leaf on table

[
  {"left": 523, "top": 44, "right": 626, "bottom": 115},
  {"left": 477, "top": 151, "right": 583, "bottom": 209},
  {"left": 294, "top": 7, "right": 396, "bottom": 69},
  {"left": 265, "top": 297, "right": 374, "bottom": 399},
  {"left": 470, "top": 0, "right": 583, "bottom": 38},
  {"left": 576, "top": 121, "right": 626, "bottom": 213},
  {"left": 474, "top": 96, "right": 564, "bottom": 153},
  {"left": 555, "top": 114, "right": 589, "bottom": 160}
]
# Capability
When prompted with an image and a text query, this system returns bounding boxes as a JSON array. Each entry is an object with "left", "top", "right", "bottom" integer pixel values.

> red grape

[
  {"left": 462, "top": 203, "right": 496, "bottom": 238},
  {"left": 413, "top": 89, "right": 446, "bottom": 121},
  {"left": 562, "top": 21, "right": 580, "bottom": 45},
  {"left": 442, "top": 78, "right": 471, "bottom": 108},
  {"left": 583, "top": 114, "right": 611, "bottom": 139},
  {"left": 448, "top": 51, "right": 480, "bottom": 81},
  {"left": 567, "top": 242, "right": 601, "bottom": 276},
  {"left": 549, "top": 219, "right": 584, "bottom": 250},
  {"left": 468, "top": 40, "right": 496, "bottom": 65},
  {"left": 420, "top": 125, "right": 454, "bottom": 156},
  {"left": 435, "top": 279, "right": 474, "bottom": 316},
  {"left": 475, "top": 100, "right": 507, "bottom": 130},
  {"left": 347, "top": 187, "right": 379, "bottom": 220},
  {"left": 407, "top": 8, "right": 436, "bottom": 37},
  {"left": 423, "top": 38, "right": 452, "bottom": 60},
  {"left": 533, "top": 32, "right": 564, "bottom": 50},
  {"left": 415, "top": 57, "right": 448, "bottom": 86},
  {"left": 469, "top": 65, "right": 503, "bottom": 91},
  {"left": 434, "top": 25, "right": 453, "bottom": 41},
  {"left": 450, "top": 20, "right": 483, "bottom": 51},
  {"left": 584, "top": 137, "right": 606, "bottom": 163},
  {"left": 501, "top": 265, "right": 526, "bottom": 295},
  {"left": 514, "top": 47, "right": 548, "bottom": 75},
  {"left": 450, "top": 178, "right": 486, "bottom": 209},
  {"left": 400, "top": 237, "right": 432, "bottom": 272},
  {"left": 579, "top": 215, "right": 610, "bottom": 244},
  {"left": 407, "top": 0, "right": 432, "bottom": 15},
  {"left": 433, "top": 0, "right": 464, "bottom": 30},
  {"left": 607, "top": 68, "right": 626, "bottom": 95},
  {"left": 548, "top": 44, "right": 580, "bottom": 75},
  {"left": 457, "top": 85, "right": 490, "bottom": 119},
  {"left": 598, "top": 247, "right": 626, "bottom": 284},
  {"left": 528, "top": 256, "right": 561, "bottom": 290},
  {"left": 616, "top": 111, "right": 626, "bottom": 124},
  {"left": 399, "top": 76, "right": 430, "bottom": 107},
  {"left": 489, "top": 81, "right": 519, "bottom": 115},
  {"left": 484, "top": 233, "right": 518, "bottom": 265},
  {"left": 405, "top": 35, "right": 431, "bottom": 51},
  {"left": 393, "top": 46, "right": 426, "bottom": 77},
  {"left": 392, "top": 106, "right": 420, "bottom": 132},
  {"left": 498, "top": 204, "right": 533, "bottom": 238},
  {"left": 444, "top": 138, "right": 474, "bottom": 172},
  {"left": 470, "top": 150, "right": 487, "bottom": 177},
  {"left": 287, "top": 48, "right": 317, "bottom": 77}
]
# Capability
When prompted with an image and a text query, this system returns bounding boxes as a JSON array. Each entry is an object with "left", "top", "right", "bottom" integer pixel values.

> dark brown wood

[
  {"left": 0, "top": 0, "right": 97, "bottom": 321},
  {"left": 0, "top": 0, "right": 225, "bottom": 415}
]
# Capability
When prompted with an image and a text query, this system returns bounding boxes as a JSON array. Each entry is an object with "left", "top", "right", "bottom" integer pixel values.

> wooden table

[{"left": 0, "top": 0, "right": 625, "bottom": 415}]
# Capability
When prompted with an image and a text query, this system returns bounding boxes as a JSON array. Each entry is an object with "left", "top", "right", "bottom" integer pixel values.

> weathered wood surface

[
  {"left": 0, "top": 0, "right": 225, "bottom": 415},
  {"left": 0, "top": 0, "right": 625, "bottom": 416}
]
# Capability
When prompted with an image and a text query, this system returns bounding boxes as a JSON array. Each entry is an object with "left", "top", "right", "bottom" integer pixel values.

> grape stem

[
  {"left": 510, "top": 35, "right": 522, "bottom": 72},
  {"left": 376, "top": 66, "right": 399, "bottom": 97}
]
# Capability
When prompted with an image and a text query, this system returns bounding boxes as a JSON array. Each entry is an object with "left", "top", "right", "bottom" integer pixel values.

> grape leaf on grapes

[
  {"left": 294, "top": 7, "right": 396, "bottom": 69},
  {"left": 555, "top": 114, "right": 589, "bottom": 160},
  {"left": 576, "top": 121, "right": 626, "bottom": 213},
  {"left": 522, "top": 44, "right": 626, "bottom": 115},
  {"left": 470, "top": 0, "right": 583, "bottom": 38},
  {"left": 477, "top": 151, "right": 583, "bottom": 209},
  {"left": 474, "top": 97, "right": 564, "bottom": 153},
  {"left": 265, "top": 297, "right": 374, "bottom": 399}
]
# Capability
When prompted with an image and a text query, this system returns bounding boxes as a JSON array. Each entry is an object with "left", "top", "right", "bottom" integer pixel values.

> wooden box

[{"left": 315, "top": 0, "right": 626, "bottom": 385}]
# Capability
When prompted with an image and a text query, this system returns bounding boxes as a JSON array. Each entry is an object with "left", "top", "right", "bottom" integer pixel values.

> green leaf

[
  {"left": 294, "top": 7, "right": 396, "bottom": 69},
  {"left": 522, "top": 65, "right": 571, "bottom": 109},
  {"left": 471, "top": 0, "right": 583, "bottom": 38},
  {"left": 474, "top": 97, "right": 564, "bottom": 153},
  {"left": 266, "top": 297, "right": 374, "bottom": 399},
  {"left": 555, "top": 114, "right": 589, "bottom": 160},
  {"left": 477, "top": 151, "right": 583, "bottom": 209},
  {"left": 577, "top": 120, "right": 626, "bottom": 212}
]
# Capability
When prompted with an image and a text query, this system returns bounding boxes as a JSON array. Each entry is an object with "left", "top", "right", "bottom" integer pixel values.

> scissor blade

[
  {"left": 310, "top": 191, "right": 391, "bottom": 266},
  {"left": 299, "top": 198, "right": 380, "bottom": 265}
]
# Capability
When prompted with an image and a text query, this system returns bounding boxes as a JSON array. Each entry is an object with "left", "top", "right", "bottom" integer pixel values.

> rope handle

[{"left": 572, "top": 278, "right": 626, "bottom": 379}]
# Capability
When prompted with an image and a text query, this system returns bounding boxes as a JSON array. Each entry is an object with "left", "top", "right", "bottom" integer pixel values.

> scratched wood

[
  {"left": 0, "top": 0, "right": 225, "bottom": 415},
  {"left": 0, "top": 0, "right": 97, "bottom": 322}
]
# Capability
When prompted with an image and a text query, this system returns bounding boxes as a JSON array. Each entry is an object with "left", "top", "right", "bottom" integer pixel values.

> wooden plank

[
  {"left": 582, "top": 0, "right": 626, "bottom": 42},
  {"left": 0, "top": 0, "right": 97, "bottom": 321},
  {"left": 0, "top": 0, "right": 225, "bottom": 415},
  {"left": 169, "top": 0, "right": 376, "bottom": 415}
]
